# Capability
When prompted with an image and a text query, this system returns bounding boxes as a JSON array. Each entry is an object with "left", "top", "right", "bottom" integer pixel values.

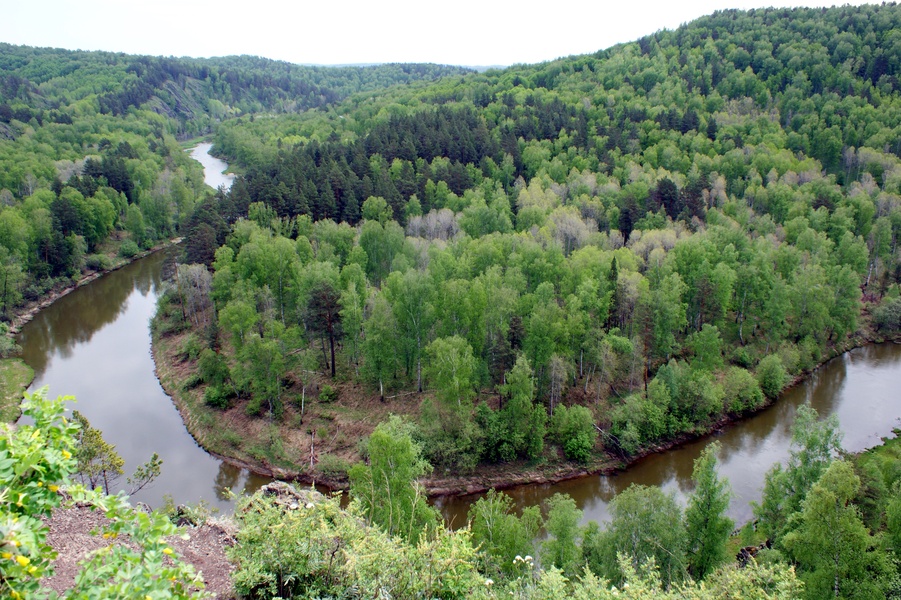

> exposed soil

[{"left": 43, "top": 503, "right": 236, "bottom": 598}]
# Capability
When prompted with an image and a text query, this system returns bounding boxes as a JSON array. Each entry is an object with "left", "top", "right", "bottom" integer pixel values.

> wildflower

[
  {"left": 62, "top": 450, "right": 72, "bottom": 459},
  {"left": 16, "top": 555, "right": 29, "bottom": 567},
  {"left": 1, "top": 552, "right": 11, "bottom": 559},
  {"left": 485, "top": 578, "right": 494, "bottom": 586},
  {"left": 162, "top": 547, "right": 173, "bottom": 556},
  {"left": 49, "top": 485, "right": 59, "bottom": 492}
]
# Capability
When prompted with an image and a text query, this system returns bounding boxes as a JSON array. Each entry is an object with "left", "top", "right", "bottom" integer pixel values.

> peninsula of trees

[{"left": 4, "top": 4, "right": 901, "bottom": 598}]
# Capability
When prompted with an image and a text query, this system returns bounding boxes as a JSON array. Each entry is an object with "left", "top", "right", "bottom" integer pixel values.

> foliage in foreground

[
  {"left": 227, "top": 411, "right": 802, "bottom": 599},
  {"left": 0, "top": 388, "right": 206, "bottom": 599},
  {"left": 228, "top": 483, "right": 801, "bottom": 600}
]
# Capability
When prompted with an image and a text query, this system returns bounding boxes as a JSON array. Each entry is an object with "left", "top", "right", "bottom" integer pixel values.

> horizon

[{"left": 0, "top": 0, "right": 876, "bottom": 69}]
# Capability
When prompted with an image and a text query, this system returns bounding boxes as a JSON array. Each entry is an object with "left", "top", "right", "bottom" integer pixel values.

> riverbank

[
  {"left": 0, "top": 237, "right": 182, "bottom": 423},
  {"left": 151, "top": 294, "right": 890, "bottom": 498},
  {"left": 6, "top": 236, "right": 182, "bottom": 337},
  {"left": 0, "top": 359, "right": 34, "bottom": 422}
]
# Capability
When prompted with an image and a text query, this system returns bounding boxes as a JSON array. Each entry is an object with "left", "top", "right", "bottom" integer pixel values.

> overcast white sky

[{"left": 0, "top": 1, "right": 876, "bottom": 67}]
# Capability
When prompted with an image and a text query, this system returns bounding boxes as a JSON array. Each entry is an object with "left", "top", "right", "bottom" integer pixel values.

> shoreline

[
  {"left": 7, "top": 237, "right": 183, "bottom": 337},
  {"left": 150, "top": 310, "right": 886, "bottom": 499},
  {"left": 0, "top": 238, "right": 182, "bottom": 423}
]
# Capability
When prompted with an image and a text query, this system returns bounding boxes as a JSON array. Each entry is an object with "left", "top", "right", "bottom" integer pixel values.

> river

[
  {"left": 17, "top": 143, "right": 901, "bottom": 526},
  {"left": 16, "top": 143, "right": 267, "bottom": 512},
  {"left": 437, "top": 343, "right": 901, "bottom": 526},
  {"left": 188, "top": 142, "right": 235, "bottom": 190}
]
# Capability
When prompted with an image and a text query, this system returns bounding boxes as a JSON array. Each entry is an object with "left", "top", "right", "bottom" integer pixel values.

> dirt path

[{"left": 43, "top": 504, "right": 236, "bottom": 598}]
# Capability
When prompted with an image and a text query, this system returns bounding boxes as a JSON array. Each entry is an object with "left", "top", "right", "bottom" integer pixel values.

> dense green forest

[
  {"left": 159, "top": 2, "right": 901, "bottom": 472},
  {"left": 7, "top": 3, "right": 901, "bottom": 598},
  {"left": 0, "top": 43, "right": 468, "bottom": 319}
]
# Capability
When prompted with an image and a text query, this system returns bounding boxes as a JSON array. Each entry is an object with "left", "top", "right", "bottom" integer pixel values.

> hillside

[
  {"left": 0, "top": 45, "right": 470, "bottom": 323},
  {"left": 147, "top": 3, "right": 901, "bottom": 483},
  {"left": 6, "top": 5, "right": 901, "bottom": 598}
]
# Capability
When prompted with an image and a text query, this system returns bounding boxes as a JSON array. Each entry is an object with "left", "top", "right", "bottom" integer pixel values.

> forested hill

[
  {"left": 0, "top": 44, "right": 472, "bottom": 135},
  {"left": 171, "top": 2, "right": 901, "bottom": 474},
  {"left": 219, "top": 3, "right": 901, "bottom": 222},
  {"left": 0, "top": 43, "right": 469, "bottom": 322}
]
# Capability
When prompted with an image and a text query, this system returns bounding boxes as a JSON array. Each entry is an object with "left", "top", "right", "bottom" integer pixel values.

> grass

[{"left": 0, "top": 358, "right": 35, "bottom": 423}]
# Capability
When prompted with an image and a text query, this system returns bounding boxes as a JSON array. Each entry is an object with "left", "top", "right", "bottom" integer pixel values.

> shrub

[
  {"left": 204, "top": 385, "right": 232, "bottom": 409},
  {"left": 723, "top": 366, "right": 764, "bottom": 413},
  {"left": 757, "top": 354, "right": 788, "bottom": 399},
  {"left": 0, "top": 389, "right": 205, "bottom": 599},
  {"left": 180, "top": 372, "right": 202, "bottom": 391},
  {"left": 550, "top": 405, "right": 598, "bottom": 462},
  {"left": 875, "top": 297, "right": 901, "bottom": 334},
  {"left": 316, "top": 454, "right": 351, "bottom": 479},
  {"left": 731, "top": 345, "right": 754, "bottom": 369},
  {"left": 118, "top": 239, "right": 140, "bottom": 258},
  {"left": 197, "top": 349, "right": 229, "bottom": 387},
  {"left": 84, "top": 253, "right": 112, "bottom": 271},
  {"left": 318, "top": 384, "right": 338, "bottom": 403},
  {"left": 178, "top": 334, "right": 202, "bottom": 362},
  {"left": 776, "top": 342, "right": 801, "bottom": 375}
]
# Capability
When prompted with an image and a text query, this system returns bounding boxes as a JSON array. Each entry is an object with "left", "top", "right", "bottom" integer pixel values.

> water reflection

[
  {"left": 18, "top": 257, "right": 163, "bottom": 378},
  {"left": 17, "top": 248, "right": 270, "bottom": 512},
  {"left": 438, "top": 343, "right": 901, "bottom": 527}
]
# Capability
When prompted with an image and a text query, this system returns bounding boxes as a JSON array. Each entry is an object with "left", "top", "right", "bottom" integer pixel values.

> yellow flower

[
  {"left": 11, "top": 590, "right": 21, "bottom": 599},
  {"left": 162, "top": 547, "right": 173, "bottom": 556},
  {"left": 12, "top": 540, "right": 20, "bottom": 547},
  {"left": 1, "top": 552, "right": 11, "bottom": 559},
  {"left": 36, "top": 481, "right": 42, "bottom": 487},
  {"left": 15, "top": 555, "right": 29, "bottom": 567},
  {"left": 48, "top": 485, "right": 59, "bottom": 493},
  {"left": 62, "top": 450, "right": 72, "bottom": 460},
  {"left": 27, "top": 565, "right": 37, "bottom": 575}
]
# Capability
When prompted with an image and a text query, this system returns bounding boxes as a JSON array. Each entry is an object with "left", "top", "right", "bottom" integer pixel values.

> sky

[{"left": 0, "top": 0, "right": 876, "bottom": 67}]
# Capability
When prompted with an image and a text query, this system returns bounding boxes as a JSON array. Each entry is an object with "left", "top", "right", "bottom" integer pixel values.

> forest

[
  {"left": 0, "top": 43, "right": 467, "bottom": 320},
  {"left": 5, "top": 3, "right": 901, "bottom": 598},
  {"left": 158, "top": 3, "right": 901, "bottom": 473}
]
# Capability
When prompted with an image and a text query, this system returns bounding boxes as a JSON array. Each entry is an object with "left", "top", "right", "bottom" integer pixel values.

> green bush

[
  {"left": 178, "top": 334, "right": 202, "bottom": 362},
  {"left": 875, "top": 297, "right": 901, "bottom": 334},
  {"left": 204, "top": 385, "right": 232, "bottom": 409},
  {"left": 316, "top": 453, "right": 351, "bottom": 479},
  {"left": 318, "top": 384, "right": 338, "bottom": 403},
  {"left": 197, "top": 349, "right": 229, "bottom": 387},
  {"left": 550, "top": 405, "right": 598, "bottom": 462},
  {"left": 84, "top": 253, "right": 112, "bottom": 271},
  {"left": 757, "top": 354, "right": 788, "bottom": 399},
  {"left": 723, "top": 366, "right": 764, "bottom": 413},
  {"left": 229, "top": 486, "right": 480, "bottom": 600},
  {"left": 180, "top": 372, "right": 203, "bottom": 391},
  {"left": 118, "top": 239, "right": 140, "bottom": 258},
  {"left": 0, "top": 390, "right": 205, "bottom": 599},
  {"left": 776, "top": 342, "right": 801, "bottom": 376}
]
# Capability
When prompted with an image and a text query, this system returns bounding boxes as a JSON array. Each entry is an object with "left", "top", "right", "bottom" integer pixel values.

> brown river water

[{"left": 17, "top": 143, "right": 901, "bottom": 525}]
